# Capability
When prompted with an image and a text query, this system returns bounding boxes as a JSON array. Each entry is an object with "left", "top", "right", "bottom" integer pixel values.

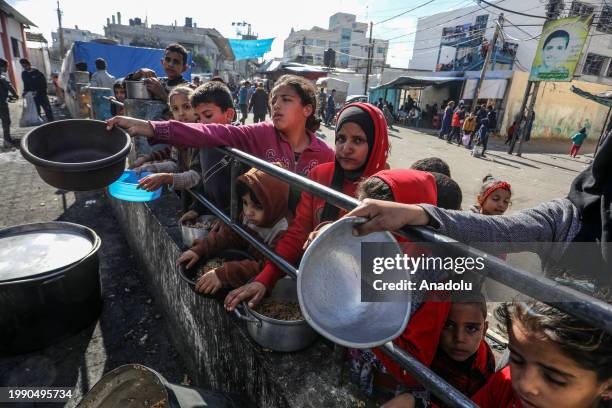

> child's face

[
  {"left": 439, "top": 303, "right": 487, "bottom": 362},
  {"left": 480, "top": 189, "right": 511, "bottom": 215},
  {"left": 193, "top": 103, "right": 234, "bottom": 125},
  {"left": 170, "top": 94, "right": 198, "bottom": 123},
  {"left": 114, "top": 87, "right": 126, "bottom": 102},
  {"left": 241, "top": 193, "right": 264, "bottom": 226},
  {"left": 161, "top": 50, "right": 187, "bottom": 79},
  {"left": 270, "top": 85, "right": 312, "bottom": 134},
  {"left": 335, "top": 122, "right": 369, "bottom": 171},
  {"left": 508, "top": 319, "right": 612, "bottom": 408}
]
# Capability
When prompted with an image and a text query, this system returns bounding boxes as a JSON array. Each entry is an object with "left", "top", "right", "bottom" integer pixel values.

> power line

[
  {"left": 477, "top": 0, "right": 548, "bottom": 19},
  {"left": 375, "top": 0, "right": 438, "bottom": 25}
]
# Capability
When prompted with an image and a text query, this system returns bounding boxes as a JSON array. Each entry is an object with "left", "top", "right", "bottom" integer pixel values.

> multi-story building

[
  {"left": 51, "top": 27, "right": 105, "bottom": 52},
  {"left": 0, "top": 0, "right": 37, "bottom": 93},
  {"left": 104, "top": 13, "right": 226, "bottom": 74},
  {"left": 283, "top": 12, "right": 388, "bottom": 70}
]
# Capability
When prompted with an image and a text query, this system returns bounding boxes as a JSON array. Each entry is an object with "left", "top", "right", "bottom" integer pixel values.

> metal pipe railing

[{"left": 185, "top": 146, "right": 611, "bottom": 408}]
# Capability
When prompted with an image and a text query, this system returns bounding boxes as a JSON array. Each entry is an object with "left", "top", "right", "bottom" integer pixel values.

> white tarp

[{"left": 462, "top": 79, "right": 507, "bottom": 100}]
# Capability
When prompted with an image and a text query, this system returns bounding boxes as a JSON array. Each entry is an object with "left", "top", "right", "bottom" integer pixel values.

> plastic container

[{"left": 108, "top": 170, "right": 161, "bottom": 202}]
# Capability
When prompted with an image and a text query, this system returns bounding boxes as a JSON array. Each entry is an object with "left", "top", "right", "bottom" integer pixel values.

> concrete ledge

[{"left": 108, "top": 192, "right": 362, "bottom": 407}]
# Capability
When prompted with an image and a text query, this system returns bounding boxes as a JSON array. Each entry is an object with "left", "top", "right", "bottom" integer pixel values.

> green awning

[{"left": 571, "top": 86, "right": 612, "bottom": 108}]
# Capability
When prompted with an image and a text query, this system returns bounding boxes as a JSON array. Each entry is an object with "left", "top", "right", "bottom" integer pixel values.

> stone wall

[{"left": 108, "top": 192, "right": 361, "bottom": 408}]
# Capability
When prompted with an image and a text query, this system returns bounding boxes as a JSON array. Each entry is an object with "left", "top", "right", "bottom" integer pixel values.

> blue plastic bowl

[{"left": 108, "top": 170, "right": 162, "bottom": 202}]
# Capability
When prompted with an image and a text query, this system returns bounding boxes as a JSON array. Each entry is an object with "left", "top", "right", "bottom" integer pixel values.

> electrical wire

[
  {"left": 477, "top": 0, "right": 549, "bottom": 19},
  {"left": 375, "top": 0, "right": 438, "bottom": 25}
]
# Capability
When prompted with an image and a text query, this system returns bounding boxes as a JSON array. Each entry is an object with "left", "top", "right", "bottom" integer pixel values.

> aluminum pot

[
  {"left": 76, "top": 364, "right": 249, "bottom": 408},
  {"left": 125, "top": 80, "right": 153, "bottom": 100},
  {"left": 0, "top": 222, "right": 102, "bottom": 355},
  {"left": 74, "top": 70, "right": 90, "bottom": 84},
  {"left": 179, "top": 215, "right": 217, "bottom": 247},
  {"left": 20, "top": 119, "right": 131, "bottom": 191},
  {"left": 234, "top": 277, "right": 318, "bottom": 352}
]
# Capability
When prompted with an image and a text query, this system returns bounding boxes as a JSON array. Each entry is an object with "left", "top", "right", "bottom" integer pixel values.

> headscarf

[
  {"left": 568, "top": 130, "right": 612, "bottom": 285},
  {"left": 320, "top": 102, "right": 389, "bottom": 221}
]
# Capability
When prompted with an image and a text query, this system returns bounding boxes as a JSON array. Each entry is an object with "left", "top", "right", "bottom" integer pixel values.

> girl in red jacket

[
  {"left": 384, "top": 299, "right": 612, "bottom": 408},
  {"left": 224, "top": 102, "right": 390, "bottom": 311}
]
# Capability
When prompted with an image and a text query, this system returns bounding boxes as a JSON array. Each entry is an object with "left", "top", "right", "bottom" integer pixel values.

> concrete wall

[
  {"left": 108, "top": 193, "right": 362, "bottom": 408},
  {"left": 500, "top": 71, "right": 611, "bottom": 141}
]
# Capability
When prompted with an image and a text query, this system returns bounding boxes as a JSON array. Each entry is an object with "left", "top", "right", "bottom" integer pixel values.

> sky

[{"left": 9, "top": 0, "right": 469, "bottom": 68}]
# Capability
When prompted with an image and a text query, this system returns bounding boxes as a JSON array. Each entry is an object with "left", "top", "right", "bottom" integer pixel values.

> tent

[
  {"left": 371, "top": 75, "right": 463, "bottom": 90},
  {"left": 70, "top": 41, "right": 192, "bottom": 79}
]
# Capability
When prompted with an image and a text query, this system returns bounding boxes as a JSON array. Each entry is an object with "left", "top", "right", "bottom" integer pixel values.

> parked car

[{"left": 345, "top": 95, "right": 368, "bottom": 104}]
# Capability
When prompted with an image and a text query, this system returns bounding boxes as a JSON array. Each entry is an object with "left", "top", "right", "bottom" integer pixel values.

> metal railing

[{"left": 187, "top": 146, "right": 612, "bottom": 408}]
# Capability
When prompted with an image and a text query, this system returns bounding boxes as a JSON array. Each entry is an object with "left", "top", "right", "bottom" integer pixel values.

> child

[
  {"left": 431, "top": 172, "right": 462, "bottom": 210},
  {"left": 224, "top": 102, "right": 390, "bottom": 311},
  {"left": 410, "top": 157, "right": 451, "bottom": 178},
  {"left": 110, "top": 78, "right": 125, "bottom": 117},
  {"left": 377, "top": 294, "right": 495, "bottom": 408},
  {"left": 126, "top": 43, "right": 189, "bottom": 101},
  {"left": 470, "top": 175, "right": 512, "bottom": 215},
  {"left": 472, "top": 115, "right": 490, "bottom": 157},
  {"left": 462, "top": 110, "right": 477, "bottom": 148},
  {"left": 134, "top": 86, "right": 201, "bottom": 192},
  {"left": 176, "top": 166, "right": 291, "bottom": 294},
  {"left": 107, "top": 74, "right": 335, "bottom": 184},
  {"left": 447, "top": 105, "right": 463, "bottom": 144},
  {"left": 570, "top": 127, "right": 588, "bottom": 158}
]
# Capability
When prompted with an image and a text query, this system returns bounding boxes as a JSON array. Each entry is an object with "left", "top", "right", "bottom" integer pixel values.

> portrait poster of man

[{"left": 529, "top": 14, "right": 593, "bottom": 82}]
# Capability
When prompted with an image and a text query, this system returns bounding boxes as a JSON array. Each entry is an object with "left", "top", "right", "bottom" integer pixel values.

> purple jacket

[{"left": 149, "top": 121, "right": 334, "bottom": 175}]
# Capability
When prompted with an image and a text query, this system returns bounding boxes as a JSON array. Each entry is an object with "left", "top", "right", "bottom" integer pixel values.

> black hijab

[
  {"left": 320, "top": 106, "right": 375, "bottom": 222},
  {"left": 567, "top": 130, "right": 612, "bottom": 285}
]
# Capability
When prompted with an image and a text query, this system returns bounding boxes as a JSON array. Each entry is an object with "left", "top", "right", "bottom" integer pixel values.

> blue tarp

[
  {"left": 72, "top": 41, "right": 192, "bottom": 80},
  {"left": 228, "top": 38, "right": 274, "bottom": 60}
]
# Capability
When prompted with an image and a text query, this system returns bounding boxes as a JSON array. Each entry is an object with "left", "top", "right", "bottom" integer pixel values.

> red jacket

[
  {"left": 254, "top": 102, "right": 390, "bottom": 290},
  {"left": 469, "top": 366, "right": 519, "bottom": 408}
]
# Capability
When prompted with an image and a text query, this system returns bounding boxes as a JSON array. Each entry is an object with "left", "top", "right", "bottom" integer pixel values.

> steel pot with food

[
  {"left": 234, "top": 277, "right": 318, "bottom": 352},
  {"left": 179, "top": 215, "right": 217, "bottom": 247}
]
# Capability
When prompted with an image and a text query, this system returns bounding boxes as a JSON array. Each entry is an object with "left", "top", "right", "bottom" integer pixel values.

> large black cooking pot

[
  {"left": 20, "top": 119, "right": 131, "bottom": 191},
  {"left": 0, "top": 222, "right": 102, "bottom": 355},
  {"left": 76, "top": 364, "right": 250, "bottom": 408}
]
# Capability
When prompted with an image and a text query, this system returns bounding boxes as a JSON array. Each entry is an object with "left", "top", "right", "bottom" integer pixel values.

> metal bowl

[
  {"left": 297, "top": 217, "right": 410, "bottom": 349},
  {"left": 234, "top": 278, "right": 319, "bottom": 352},
  {"left": 179, "top": 215, "right": 217, "bottom": 247},
  {"left": 20, "top": 119, "right": 131, "bottom": 191},
  {"left": 125, "top": 80, "right": 152, "bottom": 100}
]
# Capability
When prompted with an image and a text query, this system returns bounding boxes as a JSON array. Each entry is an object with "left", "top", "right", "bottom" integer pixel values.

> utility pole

[
  {"left": 516, "top": 81, "right": 541, "bottom": 156},
  {"left": 56, "top": 1, "right": 65, "bottom": 57},
  {"left": 364, "top": 21, "right": 373, "bottom": 95},
  {"left": 507, "top": 80, "right": 533, "bottom": 154},
  {"left": 473, "top": 14, "right": 503, "bottom": 103}
]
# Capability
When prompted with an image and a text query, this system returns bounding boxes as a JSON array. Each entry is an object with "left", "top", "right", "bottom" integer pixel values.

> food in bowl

[
  {"left": 195, "top": 257, "right": 223, "bottom": 280},
  {"left": 253, "top": 299, "right": 303, "bottom": 321},
  {"left": 185, "top": 219, "right": 215, "bottom": 229}
]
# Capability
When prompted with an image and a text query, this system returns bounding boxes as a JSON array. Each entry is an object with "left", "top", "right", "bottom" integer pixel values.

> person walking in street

[
  {"left": 0, "top": 58, "right": 17, "bottom": 148},
  {"left": 20, "top": 58, "right": 54, "bottom": 122},
  {"left": 325, "top": 89, "right": 336, "bottom": 126},
  {"left": 447, "top": 104, "right": 465, "bottom": 144},
  {"left": 570, "top": 127, "right": 588, "bottom": 157},
  {"left": 238, "top": 81, "right": 250, "bottom": 125},
  {"left": 438, "top": 101, "right": 454, "bottom": 139},
  {"left": 318, "top": 87, "right": 327, "bottom": 123},
  {"left": 90, "top": 58, "right": 116, "bottom": 89},
  {"left": 249, "top": 83, "right": 269, "bottom": 123}
]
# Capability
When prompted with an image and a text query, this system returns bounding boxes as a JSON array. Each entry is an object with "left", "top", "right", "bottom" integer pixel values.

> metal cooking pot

[
  {"left": 76, "top": 364, "right": 249, "bottom": 408},
  {"left": 234, "top": 277, "right": 318, "bottom": 352},
  {"left": 20, "top": 119, "right": 131, "bottom": 191},
  {"left": 179, "top": 215, "right": 217, "bottom": 247},
  {"left": 0, "top": 222, "right": 102, "bottom": 355},
  {"left": 297, "top": 217, "right": 411, "bottom": 349},
  {"left": 74, "top": 71, "right": 90, "bottom": 84},
  {"left": 125, "top": 80, "right": 153, "bottom": 100}
]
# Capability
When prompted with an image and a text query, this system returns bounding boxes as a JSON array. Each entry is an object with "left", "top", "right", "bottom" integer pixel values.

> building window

[
  {"left": 597, "top": 5, "right": 612, "bottom": 33},
  {"left": 583, "top": 53, "right": 607, "bottom": 75},
  {"left": 304, "top": 38, "right": 313, "bottom": 45},
  {"left": 377, "top": 47, "right": 385, "bottom": 53},
  {"left": 315, "top": 39, "right": 326, "bottom": 47},
  {"left": 10, "top": 37, "right": 20, "bottom": 58},
  {"left": 569, "top": 1, "right": 594, "bottom": 17},
  {"left": 475, "top": 15, "right": 488, "bottom": 29},
  {"left": 341, "top": 28, "right": 351, "bottom": 41},
  {"left": 546, "top": 0, "right": 565, "bottom": 19}
]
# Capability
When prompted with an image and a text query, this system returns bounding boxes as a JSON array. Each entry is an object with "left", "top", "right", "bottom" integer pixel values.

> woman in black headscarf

[{"left": 348, "top": 133, "right": 612, "bottom": 287}]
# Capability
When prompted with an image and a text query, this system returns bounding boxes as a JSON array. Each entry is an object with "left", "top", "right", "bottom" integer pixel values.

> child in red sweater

[
  {"left": 176, "top": 166, "right": 290, "bottom": 294},
  {"left": 384, "top": 299, "right": 612, "bottom": 408}
]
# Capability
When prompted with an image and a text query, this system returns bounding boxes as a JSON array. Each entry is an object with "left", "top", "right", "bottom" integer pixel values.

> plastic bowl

[
  {"left": 20, "top": 119, "right": 131, "bottom": 191},
  {"left": 108, "top": 170, "right": 161, "bottom": 202}
]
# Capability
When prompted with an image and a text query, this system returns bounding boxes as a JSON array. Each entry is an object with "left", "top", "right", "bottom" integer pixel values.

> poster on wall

[{"left": 529, "top": 14, "right": 593, "bottom": 82}]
